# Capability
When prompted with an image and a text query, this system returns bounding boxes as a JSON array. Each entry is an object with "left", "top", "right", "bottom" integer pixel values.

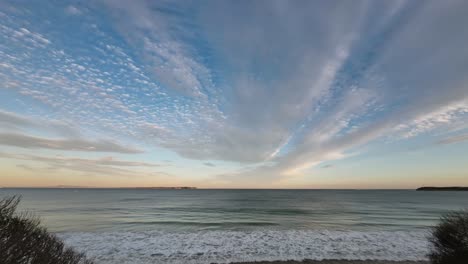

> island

[
  {"left": 129, "top": 187, "right": 197, "bottom": 190},
  {"left": 417, "top": 186, "right": 468, "bottom": 191}
]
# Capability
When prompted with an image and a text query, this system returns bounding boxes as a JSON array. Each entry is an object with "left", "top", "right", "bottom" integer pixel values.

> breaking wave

[{"left": 59, "top": 230, "right": 430, "bottom": 264}]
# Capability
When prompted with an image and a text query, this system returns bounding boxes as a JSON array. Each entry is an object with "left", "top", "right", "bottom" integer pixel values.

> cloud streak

[
  {"left": 437, "top": 134, "right": 468, "bottom": 145},
  {"left": 0, "top": 110, "right": 142, "bottom": 154},
  {"left": 2, "top": 152, "right": 160, "bottom": 176},
  {"left": 0, "top": 132, "right": 142, "bottom": 153}
]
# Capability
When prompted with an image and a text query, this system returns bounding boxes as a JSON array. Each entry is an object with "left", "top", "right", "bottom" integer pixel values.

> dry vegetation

[
  {"left": 0, "top": 196, "right": 93, "bottom": 264},
  {"left": 429, "top": 211, "right": 468, "bottom": 264}
]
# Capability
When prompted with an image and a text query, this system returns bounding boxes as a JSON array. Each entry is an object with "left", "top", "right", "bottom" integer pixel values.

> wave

[
  {"left": 119, "top": 198, "right": 150, "bottom": 202},
  {"left": 151, "top": 207, "right": 311, "bottom": 215},
  {"left": 121, "top": 221, "right": 279, "bottom": 227},
  {"left": 58, "top": 230, "right": 429, "bottom": 264}
]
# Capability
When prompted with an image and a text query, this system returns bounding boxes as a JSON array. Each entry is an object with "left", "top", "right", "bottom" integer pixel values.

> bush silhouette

[
  {"left": 0, "top": 196, "right": 93, "bottom": 264},
  {"left": 429, "top": 211, "right": 468, "bottom": 264}
]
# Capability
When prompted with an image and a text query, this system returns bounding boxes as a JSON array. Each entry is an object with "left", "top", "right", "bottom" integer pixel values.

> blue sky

[{"left": 0, "top": 0, "right": 467, "bottom": 188}]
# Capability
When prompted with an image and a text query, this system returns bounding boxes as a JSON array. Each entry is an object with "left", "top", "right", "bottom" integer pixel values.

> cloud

[
  {"left": 65, "top": 5, "right": 81, "bottom": 15},
  {"left": 0, "top": 110, "right": 78, "bottom": 137},
  {"left": 222, "top": 1, "right": 468, "bottom": 180},
  {"left": 16, "top": 164, "right": 35, "bottom": 171},
  {"left": 0, "top": 110, "right": 142, "bottom": 154},
  {"left": 1, "top": 1, "right": 468, "bottom": 186},
  {"left": 437, "top": 134, "right": 468, "bottom": 145},
  {"left": 102, "top": 0, "right": 213, "bottom": 97},
  {"left": 395, "top": 100, "right": 468, "bottom": 139},
  {"left": 119, "top": 1, "right": 371, "bottom": 164},
  {"left": 203, "top": 162, "right": 215, "bottom": 167},
  {"left": 28, "top": 155, "right": 156, "bottom": 168},
  {"left": 321, "top": 164, "right": 334, "bottom": 169},
  {"left": 0, "top": 132, "right": 142, "bottom": 153},
  {"left": 0, "top": 110, "right": 35, "bottom": 128},
  {"left": 3, "top": 153, "right": 159, "bottom": 176}
]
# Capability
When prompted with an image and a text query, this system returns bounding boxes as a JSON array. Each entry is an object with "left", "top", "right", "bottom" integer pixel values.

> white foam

[{"left": 59, "top": 230, "right": 430, "bottom": 264}]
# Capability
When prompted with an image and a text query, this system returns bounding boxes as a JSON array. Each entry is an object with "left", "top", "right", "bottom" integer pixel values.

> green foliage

[
  {"left": 429, "top": 211, "right": 468, "bottom": 264},
  {"left": 0, "top": 196, "right": 93, "bottom": 264}
]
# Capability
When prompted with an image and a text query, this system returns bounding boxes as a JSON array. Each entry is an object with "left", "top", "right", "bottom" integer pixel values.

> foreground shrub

[
  {"left": 429, "top": 211, "right": 468, "bottom": 264},
  {"left": 0, "top": 196, "right": 93, "bottom": 264}
]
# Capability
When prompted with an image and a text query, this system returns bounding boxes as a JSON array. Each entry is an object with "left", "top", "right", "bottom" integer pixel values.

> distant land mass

[
  {"left": 129, "top": 187, "right": 197, "bottom": 190},
  {"left": 55, "top": 185, "right": 89, "bottom": 188},
  {"left": 56, "top": 186, "right": 197, "bottom": 189},
  {"left": 417, "top": 186, "right": 468, "bottom": 191},
  {"left": 2, "top": 186, "right": 197, "bottom": 190}
]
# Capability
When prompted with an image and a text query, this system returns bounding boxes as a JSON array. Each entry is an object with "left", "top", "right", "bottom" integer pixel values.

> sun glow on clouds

[{"left": 0, "top": 0, "right": 468, "bottom": 188}]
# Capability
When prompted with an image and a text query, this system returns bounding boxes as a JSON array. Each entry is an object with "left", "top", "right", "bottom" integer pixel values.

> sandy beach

[{"left": 231, "top": 261, "right": 428, "bottom": 264}]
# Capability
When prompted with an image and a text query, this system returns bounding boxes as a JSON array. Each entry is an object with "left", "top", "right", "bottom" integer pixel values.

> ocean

[{"left": 1, "top": 188, "right": 467, "bottom": 263}]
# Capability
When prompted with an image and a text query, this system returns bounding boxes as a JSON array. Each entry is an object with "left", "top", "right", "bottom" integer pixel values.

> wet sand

[{"left": 231, "top": 260, "right": 428, "bottom": 264}]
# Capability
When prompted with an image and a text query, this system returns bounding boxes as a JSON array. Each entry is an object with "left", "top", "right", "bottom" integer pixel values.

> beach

[{"left": 232, "top": 261, "right": 428, "bottom": 264}]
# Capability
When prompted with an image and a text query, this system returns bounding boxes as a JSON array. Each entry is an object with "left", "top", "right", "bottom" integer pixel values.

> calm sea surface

[
  {"left": 1, "top": 188, "right": 467, "bottom": 232},
  {"left": 1, "top": 188, "right": 468, "bottom": 263}
]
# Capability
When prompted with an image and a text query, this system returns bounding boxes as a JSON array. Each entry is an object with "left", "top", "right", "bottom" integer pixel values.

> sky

[{"left": 0, "top": 0, "right": 467, "bottom": 189}]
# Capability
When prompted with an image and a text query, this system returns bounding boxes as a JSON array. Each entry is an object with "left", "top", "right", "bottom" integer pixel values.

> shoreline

[{"left": 230, "top": 260, "right": 429, "bottom": 264}]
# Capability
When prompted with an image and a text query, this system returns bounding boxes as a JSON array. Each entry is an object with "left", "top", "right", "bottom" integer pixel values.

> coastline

[
  {"left": 230, "top": 260, "right": 428, "bottom": 264},
  {"left": 416, "top": 186, "right": 468, "bottom": 191}
]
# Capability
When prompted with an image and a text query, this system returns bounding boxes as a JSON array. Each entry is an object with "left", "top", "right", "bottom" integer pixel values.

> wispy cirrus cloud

[{"left": 211, "top": 0, "right": 468, "bottom": 182}]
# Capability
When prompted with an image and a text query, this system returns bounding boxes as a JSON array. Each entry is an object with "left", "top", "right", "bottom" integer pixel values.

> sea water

[{"left": 2, "top": 188, "right": 467, "bottom": 263}]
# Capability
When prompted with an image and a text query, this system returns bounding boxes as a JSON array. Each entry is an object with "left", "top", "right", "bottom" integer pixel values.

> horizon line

[{"left": 1, "top": 186, "right": 445, "bottom": 190}]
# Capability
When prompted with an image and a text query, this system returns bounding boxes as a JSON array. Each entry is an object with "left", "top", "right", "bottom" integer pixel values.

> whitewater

[{"left": 60, "top": 230, "right": 429, "bottom": 264}]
